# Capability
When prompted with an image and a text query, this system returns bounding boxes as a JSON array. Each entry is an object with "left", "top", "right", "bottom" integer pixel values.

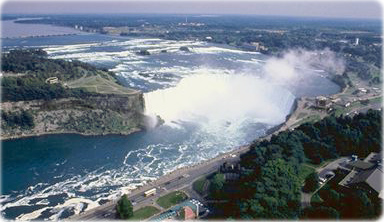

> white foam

[
  {"left": 192, "top": 46, "right": 261, "bottom": 55},
  {"left": 16, "top": 207, "right": 50, "bottom": 221},
  {"left": 7, "top": 37, "right": 304, "bottom": 221},
  {"left": 144, "top": 73, "right": 294, "bottom": 125},
  {"left": 44, "top": 43, "right": 99, "bottom": 54}
]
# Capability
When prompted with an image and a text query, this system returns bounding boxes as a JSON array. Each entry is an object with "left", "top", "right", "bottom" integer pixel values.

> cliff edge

[{"left": 1, "top": 49, "right": 145, "bottom": 140}]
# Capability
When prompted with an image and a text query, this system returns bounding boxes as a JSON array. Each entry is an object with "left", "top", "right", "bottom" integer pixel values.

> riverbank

[
  {"left": 71, "top": 98, "right": 302, "bottom": 220},
  {"left": 0, "top": 127, "right": 142, "bottom": 142},
  {"left": 1, "top": 19, "right": 82, "bottom": 39},
  {"left": 1, "top": 33, "right": 78, "bottom": 40}
]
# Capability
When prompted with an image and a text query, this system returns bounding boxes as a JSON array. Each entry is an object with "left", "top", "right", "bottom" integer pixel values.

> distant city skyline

[{"left": 2, "top": 0, "right": 382, "bottom": 19}]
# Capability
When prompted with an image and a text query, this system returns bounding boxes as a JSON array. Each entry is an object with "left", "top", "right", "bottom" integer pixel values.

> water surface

[{"left": 1, "top": 30, "right": 340, "bottom": 220}]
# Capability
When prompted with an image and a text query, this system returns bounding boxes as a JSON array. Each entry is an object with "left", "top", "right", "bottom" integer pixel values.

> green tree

[
  {"left": 301, "top": 206, "right": 339, "bottom": 219},
  {"left": 211, "top": 173, "right": 225, "bottom": 191},
  {"left": 116, "top": 194, "right": 133, "bottom": 219},
  {"left": 20, "top": 110, "right": 35, "bottom": 129},
  {"left": 303, "top": 172, "right": 319, "bottom": 193}
]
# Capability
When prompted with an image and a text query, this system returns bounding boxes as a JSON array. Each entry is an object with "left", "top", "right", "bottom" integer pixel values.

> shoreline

[
  {"left": 1, "top": 33, "right": 79, "bottom": 40},
  {"left": 70, "top": 100, "right": 302, "bottom": 219},
  {"left": 70, "top": 108, "right": 300, "bottom": 220},
  {"left": 0, "top": 128, "right": 142, "bottom": 142}
]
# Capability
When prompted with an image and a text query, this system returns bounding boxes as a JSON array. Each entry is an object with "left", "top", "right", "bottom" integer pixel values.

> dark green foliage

[
  {"left": 302, "top": 172, "right": 319, "bottom": 193},
  {"left": 298, "top": 109, "right": 381, "bottom": 161},
  {"left": 1, "top": 49, "right": 110, "bottom": 101},
  {"left": 1, "top": 110, "right": 35, "bottom": 129},
  {"left": 313, "top": 171, "right": 382, "bottom": 220},
  {"left": 238, "top": 159, "right": 301, "bottom": 219},
  {"left": 210, "top": 173, "right": 225, "bottom": 191},
  {"left": 116, "top": 194, "right": 133, "bottom": 219},
  {"left": 2, "top": 49, "right": 97, "bottom": 81},
  {"left": 2, "top": 76, "right": 93, "bottom": 101},
  {"left": 207, "top": 109, "right": 381, "bottom": 220},
  {"left": 301, "top": 206, "right": 339, "bottom": 219},
  {"left": 338, "top": 188, "right": 379, "bottom": 219}
]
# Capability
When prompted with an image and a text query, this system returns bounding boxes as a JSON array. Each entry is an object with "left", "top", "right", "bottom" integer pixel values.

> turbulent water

[{"left": 1, "top": 33, "right": 340, "bottom": 220}]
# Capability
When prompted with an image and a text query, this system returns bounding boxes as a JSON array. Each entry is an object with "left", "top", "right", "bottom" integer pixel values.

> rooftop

[
  {"left": 364, "top": 152, "right": 382, "bottom": 163},
  {"left": 347, "top": 160, "right": 375, "bottom": 170},
  {"left": 339, "top": 152, "right": 383, "bottom": 195}
]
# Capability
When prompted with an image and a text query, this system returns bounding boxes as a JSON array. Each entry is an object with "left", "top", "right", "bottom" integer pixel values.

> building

[
  {"left": 45, "top": 77, "right": 59, "bottom": 84},
  {"left": 315, "top": 96, "right": 330, "bottom": 108},
  {"left": 339, "top": 152, "right": 382, "bottom": 197},
  {"left": 354, "top": 37, "right": 359, "bottom": 46},
  {"left": 183, "top": 206, "right": 196, "bottom": 220},
  {"left": 151, "top": 199, "right": 206, "bottom": 221}
]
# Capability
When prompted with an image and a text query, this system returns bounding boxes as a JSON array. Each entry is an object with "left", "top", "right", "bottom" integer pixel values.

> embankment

[{"left": 1, "top": 93, "right": 145, "bottom": 140}]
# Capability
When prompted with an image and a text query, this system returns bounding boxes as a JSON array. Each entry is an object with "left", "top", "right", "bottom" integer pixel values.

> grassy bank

[{"left": 156, "top": 191, "right": 188, "bottom": 209}]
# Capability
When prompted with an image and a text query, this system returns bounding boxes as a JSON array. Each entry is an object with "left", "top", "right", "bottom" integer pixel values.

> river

[{"left": 1, "top": 26, "right": 340, "bottom": 220}]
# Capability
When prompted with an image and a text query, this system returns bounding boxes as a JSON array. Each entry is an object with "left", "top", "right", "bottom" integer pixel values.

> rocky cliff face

[{"left": 1, "top": 92, "right": 145, "bottom": 139}]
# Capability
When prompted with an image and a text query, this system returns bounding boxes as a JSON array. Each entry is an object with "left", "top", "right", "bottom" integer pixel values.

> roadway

[
  {"left": 300, "top": 157, "right": 350, "bottom": 208},
  {"left": 69, "top": 146, "right": 247, "bottom": 220}
]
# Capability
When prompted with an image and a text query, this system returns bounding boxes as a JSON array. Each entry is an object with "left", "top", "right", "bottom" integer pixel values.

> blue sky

[{"left": 2, "top": 0, "right": 382, "bottom": 19}]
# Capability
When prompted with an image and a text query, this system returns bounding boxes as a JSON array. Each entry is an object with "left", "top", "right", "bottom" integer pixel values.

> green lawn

[
  {"left": 292, "top": 114, "right": 321, "bottom": 128},
  {"left": 298, "top": 164, "right": 315, "bottom": 182},
  {"left": 296, "top": 112, "right": 307, "bottom": 119},
  {"left": 333, "top": 107, "right": 346, "bottom": 117},
  {"left": 332, "top": 96, "right": 382, "bottom": 117},
  {"left": 369, "top": 96, "right": 382, "bottom": 103},
  {"left": 67, "top": 75, "right": 137, "bottom": 95},
  {"left": 156, "top": 191, "right": 188, "bottom": 209},
  {"left": 130, "top": 206, "right": 160, "bottom": 220},
  {"left": 193, "top": 177, "right": 208, "bottom": 195},
  {"left": 305, "top": 158, "right": 336, "bottom": 169}
]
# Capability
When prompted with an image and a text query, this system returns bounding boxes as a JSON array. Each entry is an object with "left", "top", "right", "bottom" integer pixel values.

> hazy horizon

[{"left": 2, "top": 1, "right": 382, "bottom": 20}]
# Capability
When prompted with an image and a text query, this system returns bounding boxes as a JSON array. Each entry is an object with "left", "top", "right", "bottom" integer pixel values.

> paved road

[
  {"left": 316, "top": 157, "right": 349, "bottom": 176},
  {"left": 300, "top": 191, "right": 312, "bottom": 208},
  {"left": 69, "top": 146, "right": 247, "bottom": 220},
  {"left": 300, "top": 157, "right": 349, "bottom": 208}
]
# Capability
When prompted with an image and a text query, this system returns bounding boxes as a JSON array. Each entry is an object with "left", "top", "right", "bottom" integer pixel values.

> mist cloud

[{"left": 263, "top": 48, "right": 345, "bottom": 83}]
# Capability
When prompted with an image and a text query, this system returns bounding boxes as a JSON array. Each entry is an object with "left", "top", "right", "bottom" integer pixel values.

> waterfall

[{"left": 144, "top": 73, "right": 295, "bottom": 129}]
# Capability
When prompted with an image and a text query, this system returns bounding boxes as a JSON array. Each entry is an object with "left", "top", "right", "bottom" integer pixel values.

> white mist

[{"left": 144, "top": 73, "right": 295, "bottom": 131}]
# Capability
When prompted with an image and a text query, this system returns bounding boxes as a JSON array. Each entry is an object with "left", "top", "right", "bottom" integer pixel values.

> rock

[
  {"left": 179, "top": 46, "right": 190, "bottom": 52},
  {"left": 137, "top": 49, "right": 151, "bottom": 56}
]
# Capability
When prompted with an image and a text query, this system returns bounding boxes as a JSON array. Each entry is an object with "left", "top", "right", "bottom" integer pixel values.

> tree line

[
  {"left": 2, "top": 76, "right": 92, "bottom": 102},
  {"left": 207, "top": 109, "right": 381, "bottom": 219},
  {"left": 1, "top": 110, "right": 35, "bottom": 129},
  {"left": 1, "top": 49, "right": 111, "bottom": 102},
  {"left": 2, "top": 49, "right": 99, "bottom": 80}
]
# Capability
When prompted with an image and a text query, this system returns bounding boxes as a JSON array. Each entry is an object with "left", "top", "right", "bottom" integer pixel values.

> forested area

[
  {"left": 1, "top": 76, "right": 92, "bottom": 101},
  {"left": 1, "top": 49, "right": 111, "bottom": 101},
  {"left": 207, "top": 109, "right": 382, "bottom": 219},
  {"left": 1, "top": 110, "right": 35, "bottom": 129},
  {"left": 2, "top": 49, "right": 102, "bottom": 80}
]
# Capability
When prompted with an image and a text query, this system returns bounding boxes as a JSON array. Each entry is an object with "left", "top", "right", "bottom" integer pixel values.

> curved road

[{"left": 70, "top": 146, "right": 248, "bottom": 220}]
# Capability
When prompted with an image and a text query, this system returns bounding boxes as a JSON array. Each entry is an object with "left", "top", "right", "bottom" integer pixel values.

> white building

[{"left": 355, "top": 38, "right": 359, "bottom": 46}]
